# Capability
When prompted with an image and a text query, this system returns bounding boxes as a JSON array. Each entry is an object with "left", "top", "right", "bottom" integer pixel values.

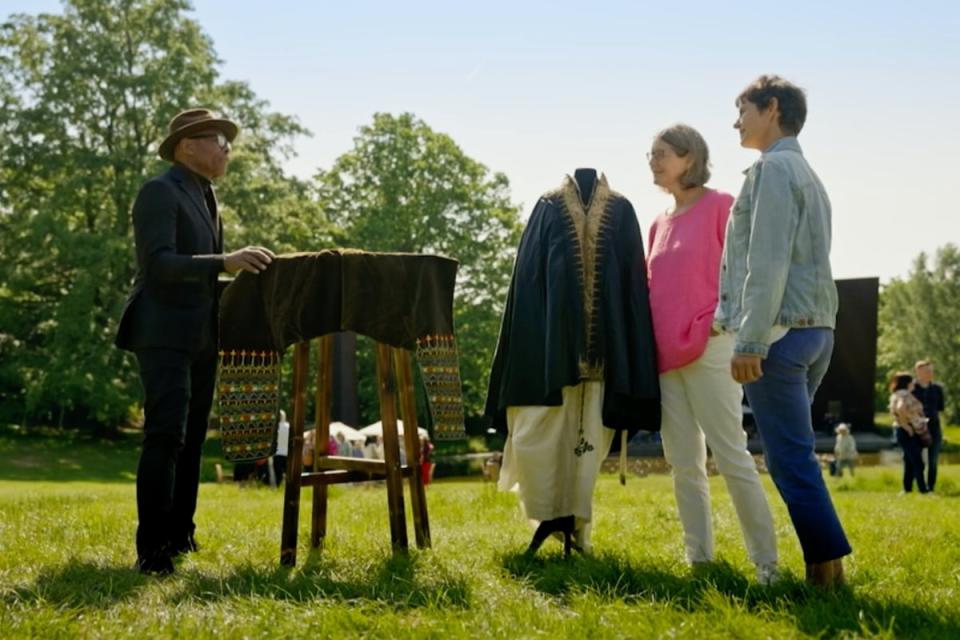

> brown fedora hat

[{"left": 158, "top": 108, "right": 239, "bottom": 161}]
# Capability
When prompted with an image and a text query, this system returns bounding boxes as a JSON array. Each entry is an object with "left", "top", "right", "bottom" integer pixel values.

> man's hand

[
  {"left": 224, "top": 246, "right": 276, "bottom": 274},
  {"left": 731, "top": 354, "right": 763, "bottom": 384}
]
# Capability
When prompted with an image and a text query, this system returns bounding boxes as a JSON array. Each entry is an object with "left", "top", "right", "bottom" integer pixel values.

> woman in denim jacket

[{"left": 716, "top": 75, "right": 851, "bottom": 589}]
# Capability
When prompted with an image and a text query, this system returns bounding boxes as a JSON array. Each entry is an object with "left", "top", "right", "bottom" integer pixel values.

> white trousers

[
  {"left": 500, "top": 381, "right": 614, "bottom": 549},
  {"left": 659, "top": 334, "right": 778, "bottom": 565}
]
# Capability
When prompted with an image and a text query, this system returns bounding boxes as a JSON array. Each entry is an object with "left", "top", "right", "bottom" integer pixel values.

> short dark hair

[
  {"left": 737, "top": 75, "right": 807, "bottom": 136},
  {"left": 890, "top": 371, "right": 913, "bottom": 392}
]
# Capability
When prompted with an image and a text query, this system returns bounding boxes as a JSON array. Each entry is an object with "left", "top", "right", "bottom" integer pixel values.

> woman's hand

[{"left": 731, "top": 354, "right": 763, "bottom": 384}]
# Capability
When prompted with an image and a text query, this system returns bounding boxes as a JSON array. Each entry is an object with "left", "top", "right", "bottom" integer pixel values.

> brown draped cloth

[{"left": 218, "top": 250, "right": 466, "bottom": 461}]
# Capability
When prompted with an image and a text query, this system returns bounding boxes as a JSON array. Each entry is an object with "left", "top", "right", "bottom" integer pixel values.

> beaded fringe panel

[
  {"left": 416, "top": 334, "right": 466, "bottom": 440},
  {"left": 218, "top": 350, "right": 281, "bottom": 461}
]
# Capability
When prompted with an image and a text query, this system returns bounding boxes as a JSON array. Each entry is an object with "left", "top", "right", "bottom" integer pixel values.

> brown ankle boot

[
  {"left": 806, "top": 561, "right": 835, "bottom": 588},
  {"left": 832, "top": 558, "right": 846, "bottom": 586}
]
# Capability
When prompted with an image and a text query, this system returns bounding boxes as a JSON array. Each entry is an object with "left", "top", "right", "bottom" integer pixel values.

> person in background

[
  {"left": 420, "top": 435, "right": 435, "bottom": 486},
  {"left": 890, "top": 372, "right": 931, "bottom": 494},
  {"left": 302, "top": 429, "right": 316, "bottom": 468},
  {"left": 482, "top": 452, "right": 503, "bottom": 483},
  {"left": 912, "top": 360, "right": 945, "bottom": 492},
  {"left": 328, "top": 434, "right": 338, "bottom": 457},
  {"left": 832, "top": 423, "right": 858, "bottom": 477},
  {"left": 334, "top": 432, "right": 348, "bottom": 457},
  {"left": 363, "top": 435, "right": 380, "bottom": 460},
  {"left": 273, "top": 409, "right": 290, "bottom": 486},
  {"left": 644, "top": 123, "right": 779, "bottom": 585},
  {"left": 351, "top": 436, "right": 365, "bottom": 458}
]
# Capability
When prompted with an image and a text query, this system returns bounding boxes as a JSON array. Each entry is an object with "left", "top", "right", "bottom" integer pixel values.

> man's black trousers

[{"left": 134, "top": 345, "right": 217, "bottom": 558}]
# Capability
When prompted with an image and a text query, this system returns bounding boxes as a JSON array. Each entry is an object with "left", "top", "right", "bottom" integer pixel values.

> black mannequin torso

[{"left": 574, "top": 168, "right": 598, "bottom": 206}]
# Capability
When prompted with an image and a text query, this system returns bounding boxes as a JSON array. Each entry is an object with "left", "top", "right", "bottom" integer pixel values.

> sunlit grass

[{"left": 1, "top": 432, "right": 958, "bottom": 638}]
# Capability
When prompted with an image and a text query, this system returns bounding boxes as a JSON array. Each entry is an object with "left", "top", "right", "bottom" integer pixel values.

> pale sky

[{"left": 9, "top": 1, "right": 960, "bottom": 282}]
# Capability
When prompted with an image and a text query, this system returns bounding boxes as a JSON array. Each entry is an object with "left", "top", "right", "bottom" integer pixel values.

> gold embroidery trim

[{"left": 547, "top": 174, "right": 617, "bottom": 380}]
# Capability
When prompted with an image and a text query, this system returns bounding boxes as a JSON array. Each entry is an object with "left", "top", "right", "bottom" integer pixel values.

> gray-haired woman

[{"left": 645, "top": 123, "right": 779, "bottom": 585}]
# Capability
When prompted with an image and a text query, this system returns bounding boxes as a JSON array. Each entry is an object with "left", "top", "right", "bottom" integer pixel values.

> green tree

[
  {"left": 0, "top": 0, "right": 325, "bottom": 429},
  {"left": 877, "top": 244, "right": 960, "bottom": 422},
  {"left": 316, "top": 113, "right": 523, "bottom": 427}
]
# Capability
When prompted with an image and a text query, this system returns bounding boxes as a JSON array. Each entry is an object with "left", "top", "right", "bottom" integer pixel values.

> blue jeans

[
  {"left": 927, "top": 421, "right": 942, "bottom": 491},
  {"left": 744, "top": 328, "right": 852, "bottom": 563},
  {"left": 896, "top": 428, "right": 929, "bottom": 493}
]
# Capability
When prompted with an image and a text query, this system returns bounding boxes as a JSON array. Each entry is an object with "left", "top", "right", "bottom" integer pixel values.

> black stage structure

[{"left": 810, "top": 277, "right": 879, "bottom": 431}]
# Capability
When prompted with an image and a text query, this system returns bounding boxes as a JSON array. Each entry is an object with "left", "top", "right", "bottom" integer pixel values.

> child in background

[{"left": 832, "top": 423, "right": 858, "bottom": 477}]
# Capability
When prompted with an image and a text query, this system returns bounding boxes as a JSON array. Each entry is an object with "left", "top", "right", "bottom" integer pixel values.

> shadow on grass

[
  {"left": 6, "top": 552, "right": 470, "bottom": 612},
  {"left": 0, "top": 426, "right": 225, "bottom": 483},
  {"left": 501, "top": 551, "right": 960, "bottom": 639},
  {"left": 169, "top": 550, "right": 470, "bottom": 610},
  {"left": 5, "top": 559, "right": 149, "bottom": 608}
]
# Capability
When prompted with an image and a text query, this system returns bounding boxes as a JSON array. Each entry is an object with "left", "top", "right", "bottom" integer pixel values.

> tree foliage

[
  {"left": 0, "top": 2, "right": 521, "bottom": 433},
  {"left": 877, "top": 244, "right": 960, "bottom": 422},
  {"left": 317, "top": 113, "right": 523, "bottom": 426},
  {"left": 0, "top": 0, "right": 325, "bottom": 428}
]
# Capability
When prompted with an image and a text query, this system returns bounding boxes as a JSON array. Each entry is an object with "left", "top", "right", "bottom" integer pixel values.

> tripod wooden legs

[
  {"left": 375, "top": 342, "right": 408, "bottom": 551},
  {"left": 279, "top": 338, "right": 432, "bottom": 567},
  {"left": 280, "top": 341, "right": 310, "bottom": 566},
  {"left": 396, "top": 348, "right": 430, "bottom": 548}
]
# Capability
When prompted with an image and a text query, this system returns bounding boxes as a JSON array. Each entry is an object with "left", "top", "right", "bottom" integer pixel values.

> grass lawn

[{"left": 1, "top": 429, "right": 958, "bottom": 639}]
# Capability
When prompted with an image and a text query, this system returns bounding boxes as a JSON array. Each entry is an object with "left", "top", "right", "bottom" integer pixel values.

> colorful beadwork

[
  {"left": 218, "top": 350, "right": 281, "bottom": 461},
  {"left": 416, "top": 334, "right": 466, "bottom": 441}
]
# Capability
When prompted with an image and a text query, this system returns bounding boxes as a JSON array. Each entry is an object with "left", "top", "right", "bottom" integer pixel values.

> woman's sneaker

[{"left": 756, "top": 562, "right": 781, "bottom": 586}]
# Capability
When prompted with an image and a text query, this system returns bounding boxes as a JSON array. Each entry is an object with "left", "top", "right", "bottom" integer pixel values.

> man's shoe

[
  {"left": 168, "top": 533, "right": 199, "bottom": 558},
  {"left": 136, "top": 551, "right": 174, "bottom": 576}
]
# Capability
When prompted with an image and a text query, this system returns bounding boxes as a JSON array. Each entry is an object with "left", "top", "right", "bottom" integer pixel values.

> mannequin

[
  {"left": 486, "top": 170, "right": 660, "bottom": 555},
  {"left": 524, "top": 166, "right": 599, "bottom": 553},
  {"left": 574, "top": 167, "right": 598, "bottom": 205}
]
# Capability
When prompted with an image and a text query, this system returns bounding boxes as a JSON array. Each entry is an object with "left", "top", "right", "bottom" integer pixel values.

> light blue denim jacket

[{"left": 715, "top": 137, "right": 838, "bottom": 357}]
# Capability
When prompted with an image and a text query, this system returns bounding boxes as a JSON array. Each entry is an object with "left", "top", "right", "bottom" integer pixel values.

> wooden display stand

[{"left": 280, "top": 335, "right": 431, "bottom": 566}]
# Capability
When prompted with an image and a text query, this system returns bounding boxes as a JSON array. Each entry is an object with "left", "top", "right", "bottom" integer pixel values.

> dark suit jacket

[{"left": 116, "top": 164, "right": 225, "bottom": 354}]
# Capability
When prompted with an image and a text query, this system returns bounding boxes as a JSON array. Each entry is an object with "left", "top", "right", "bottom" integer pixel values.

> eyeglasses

[
  {"left": 646, "top": 149, "right": 669, "bottom": 162},
  {"left": 189, "top": 132, "right": 230, "bottom": 150}
]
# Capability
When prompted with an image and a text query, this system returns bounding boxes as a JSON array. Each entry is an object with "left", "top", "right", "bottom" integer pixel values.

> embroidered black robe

[{"left": 485, "top": 175, "right": 661, "bottom": 433}]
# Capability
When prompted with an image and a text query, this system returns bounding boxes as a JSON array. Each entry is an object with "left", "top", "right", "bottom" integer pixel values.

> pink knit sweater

[{"left": 646, "top": 189, "right": 733, "bottom": 373}]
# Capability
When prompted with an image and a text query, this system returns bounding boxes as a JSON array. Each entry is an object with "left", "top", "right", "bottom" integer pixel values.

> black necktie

[{"left": 203, "top": 185, "right": 219, "bottom": 237}]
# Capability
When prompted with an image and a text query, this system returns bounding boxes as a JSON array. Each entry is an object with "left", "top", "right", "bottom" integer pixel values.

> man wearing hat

[{"left": 116, "top": 108, "right": 275, "bottom": 574}]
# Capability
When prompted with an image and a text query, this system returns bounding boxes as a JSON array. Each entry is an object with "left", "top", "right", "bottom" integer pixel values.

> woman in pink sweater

[{"left": 645, "top": 124, "right": 778, "bottom": 584}]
